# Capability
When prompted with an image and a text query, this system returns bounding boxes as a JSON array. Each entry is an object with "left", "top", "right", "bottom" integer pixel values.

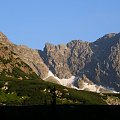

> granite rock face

[
  {"left": 42, "top": 43, "right": 72, "bottom": 79},
  {"left": 80, "top": 33, "right": 120, "bottom": 91},
  {"left": 67, "top": 40, "right": 93, "bottom": 76},
  {"left": 1, "top": 32, "right": 120, "bottom": 91},
  {"left": 41, "top": 41, "right": 93, "bottom": 79},
  {"left": 40, "top": 33, "right": 120, "bottom": 91}
]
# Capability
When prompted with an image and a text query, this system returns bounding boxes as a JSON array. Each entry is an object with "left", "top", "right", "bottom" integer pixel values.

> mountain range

[{"left": 0, "top": 32, "right": 120, "bottom": 93}]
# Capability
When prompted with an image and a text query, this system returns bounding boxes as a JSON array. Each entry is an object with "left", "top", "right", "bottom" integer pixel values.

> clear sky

[{"left": 0, "top": 0, "right": 120, "bottom": 50}]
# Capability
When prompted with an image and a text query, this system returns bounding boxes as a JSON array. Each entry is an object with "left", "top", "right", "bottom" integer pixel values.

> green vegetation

[
  {"left": 103, "top": 93, "right": 120, "bottom": 98},
  {"left": 12, "top": 66, "right": 39, "bottom": 80},
  {"left": 0, "top": 78, "right": 108, "bottom": 106},
  {"left": 0, "top": 67, "right": 39, "bottom": 81},
  {"left": 0, "top": 90, "right": 29, "bottom": 106},
  {"left": 0, "top": 57, "right": 11, "bottom": 64}
]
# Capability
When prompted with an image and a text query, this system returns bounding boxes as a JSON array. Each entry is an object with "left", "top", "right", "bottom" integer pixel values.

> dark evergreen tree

[{"left": 50, "top": 86, "right": 56, "bottom": 106}]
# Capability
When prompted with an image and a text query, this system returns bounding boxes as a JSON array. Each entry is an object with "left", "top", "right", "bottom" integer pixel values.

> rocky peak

[
  {"left": 91, "top": 33, "right": 120, "bottom": 58},
  {"left": 0, "top": 32, "right": 7, "bottom": 39},
  {"left": 67, "top": 40, "right": 89, "bottom": 48},
  {"left": 66, "top": 40, "right": 93, "bottom": 75},
  {"left": 42, "top": 43, "right": 72, "bottom": 79},
  {"left": 44, "top": 43, "right": 67, "bottom": 53},
  {"left": 0, "top": 32, "right": 10, "bottom": 43},
  {"left": 41, "top": 35, "right": 120, "bottom": 91},
  {"left": 103, "top": 33, "right": 117, "bottom": 39},
  {"left": 41, "top": 40, "right": 93, "bottom": 79},
  {"left": 1, "top": 32, "right": 120, "bottom": 92},
  {"left": 44, "top": 43, "right": 55, "bottom": 52},
  {"left": 94, "top": 33, "right": 118, "bottom": 44}
]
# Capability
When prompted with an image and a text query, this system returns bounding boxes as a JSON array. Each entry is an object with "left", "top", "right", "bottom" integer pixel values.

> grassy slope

[{"left": 0, "top": 79, "right": 107, "bottom": 105}]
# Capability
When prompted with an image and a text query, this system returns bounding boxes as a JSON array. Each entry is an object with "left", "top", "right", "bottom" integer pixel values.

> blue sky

[{"left": 0, "top": 0, "right": 120, "bottom": 50}]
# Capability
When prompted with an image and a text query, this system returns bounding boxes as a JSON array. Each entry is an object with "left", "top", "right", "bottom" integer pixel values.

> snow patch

[
  {"left": 78, "top": 81, "right": 104, "bottom": 93},
  {"left": 43, "top": 70, "right": 75, "bottom": 86},
  {"left": 43, "top": 70, "right": 119, "bottom": 93},
  {"left": 78, "top": 80, "right": 119, "bottom": 93}
]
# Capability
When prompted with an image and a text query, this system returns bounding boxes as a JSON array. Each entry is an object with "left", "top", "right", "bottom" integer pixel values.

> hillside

[
  {"left": 0, "top": 42, "right": 39, "bottom": 81},
  {"left": 1, "top": 32, "right": 120, "bottom": 92},
  {"left": 0, "top": 31, "right": 120, "bottom": 106},
  {"left": 0, "top": 79, "right": 108, "bottom": 106},
  {"left": 0, "top": 33, "right": 107, "bottom": 105}
]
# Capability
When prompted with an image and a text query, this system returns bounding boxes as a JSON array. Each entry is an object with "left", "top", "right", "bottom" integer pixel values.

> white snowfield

[
  {"left": 44, "top": 70, "right": 119, "bottom": 93},
  {"left": 79, "top": 82, "right": 102, "bottom": 92},
  {"left": 43, "top": 70, "right": 75, "bottom": 86},
  {"left": 77, "top": 81, "right": 116, "bottom": 93}
]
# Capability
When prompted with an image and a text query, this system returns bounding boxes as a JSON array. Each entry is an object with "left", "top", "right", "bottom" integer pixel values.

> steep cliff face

[
  {"left": 1, "top": 31, "right": 120, "bottom": 92},
  {"left": 78, "top": 33, "right": 120, "bottom": 91},
  {"left": 40, "top": 33, "right": 120, "bottom": 91},
  {"left": 67, "top": 40, "right": 93, "bottom": 76},
  {"left": 41, "top": 41, "right": 93, "bottom": 79},
  {"left": 42, "top": 43, "right": 72, "bottom": 79}
]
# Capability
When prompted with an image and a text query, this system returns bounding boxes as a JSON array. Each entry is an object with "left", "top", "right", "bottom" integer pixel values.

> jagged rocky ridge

[
  {"left": 40, "top": 33, "right": 120, "bottom": 92},
  {"left": 1, "top": 32, "right": 120, "bottom": 92}
]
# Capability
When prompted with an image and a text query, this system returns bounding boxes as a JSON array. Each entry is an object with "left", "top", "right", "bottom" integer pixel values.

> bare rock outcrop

[{"left": 1, "top": 31, "right": 120, "bottom": 92}]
